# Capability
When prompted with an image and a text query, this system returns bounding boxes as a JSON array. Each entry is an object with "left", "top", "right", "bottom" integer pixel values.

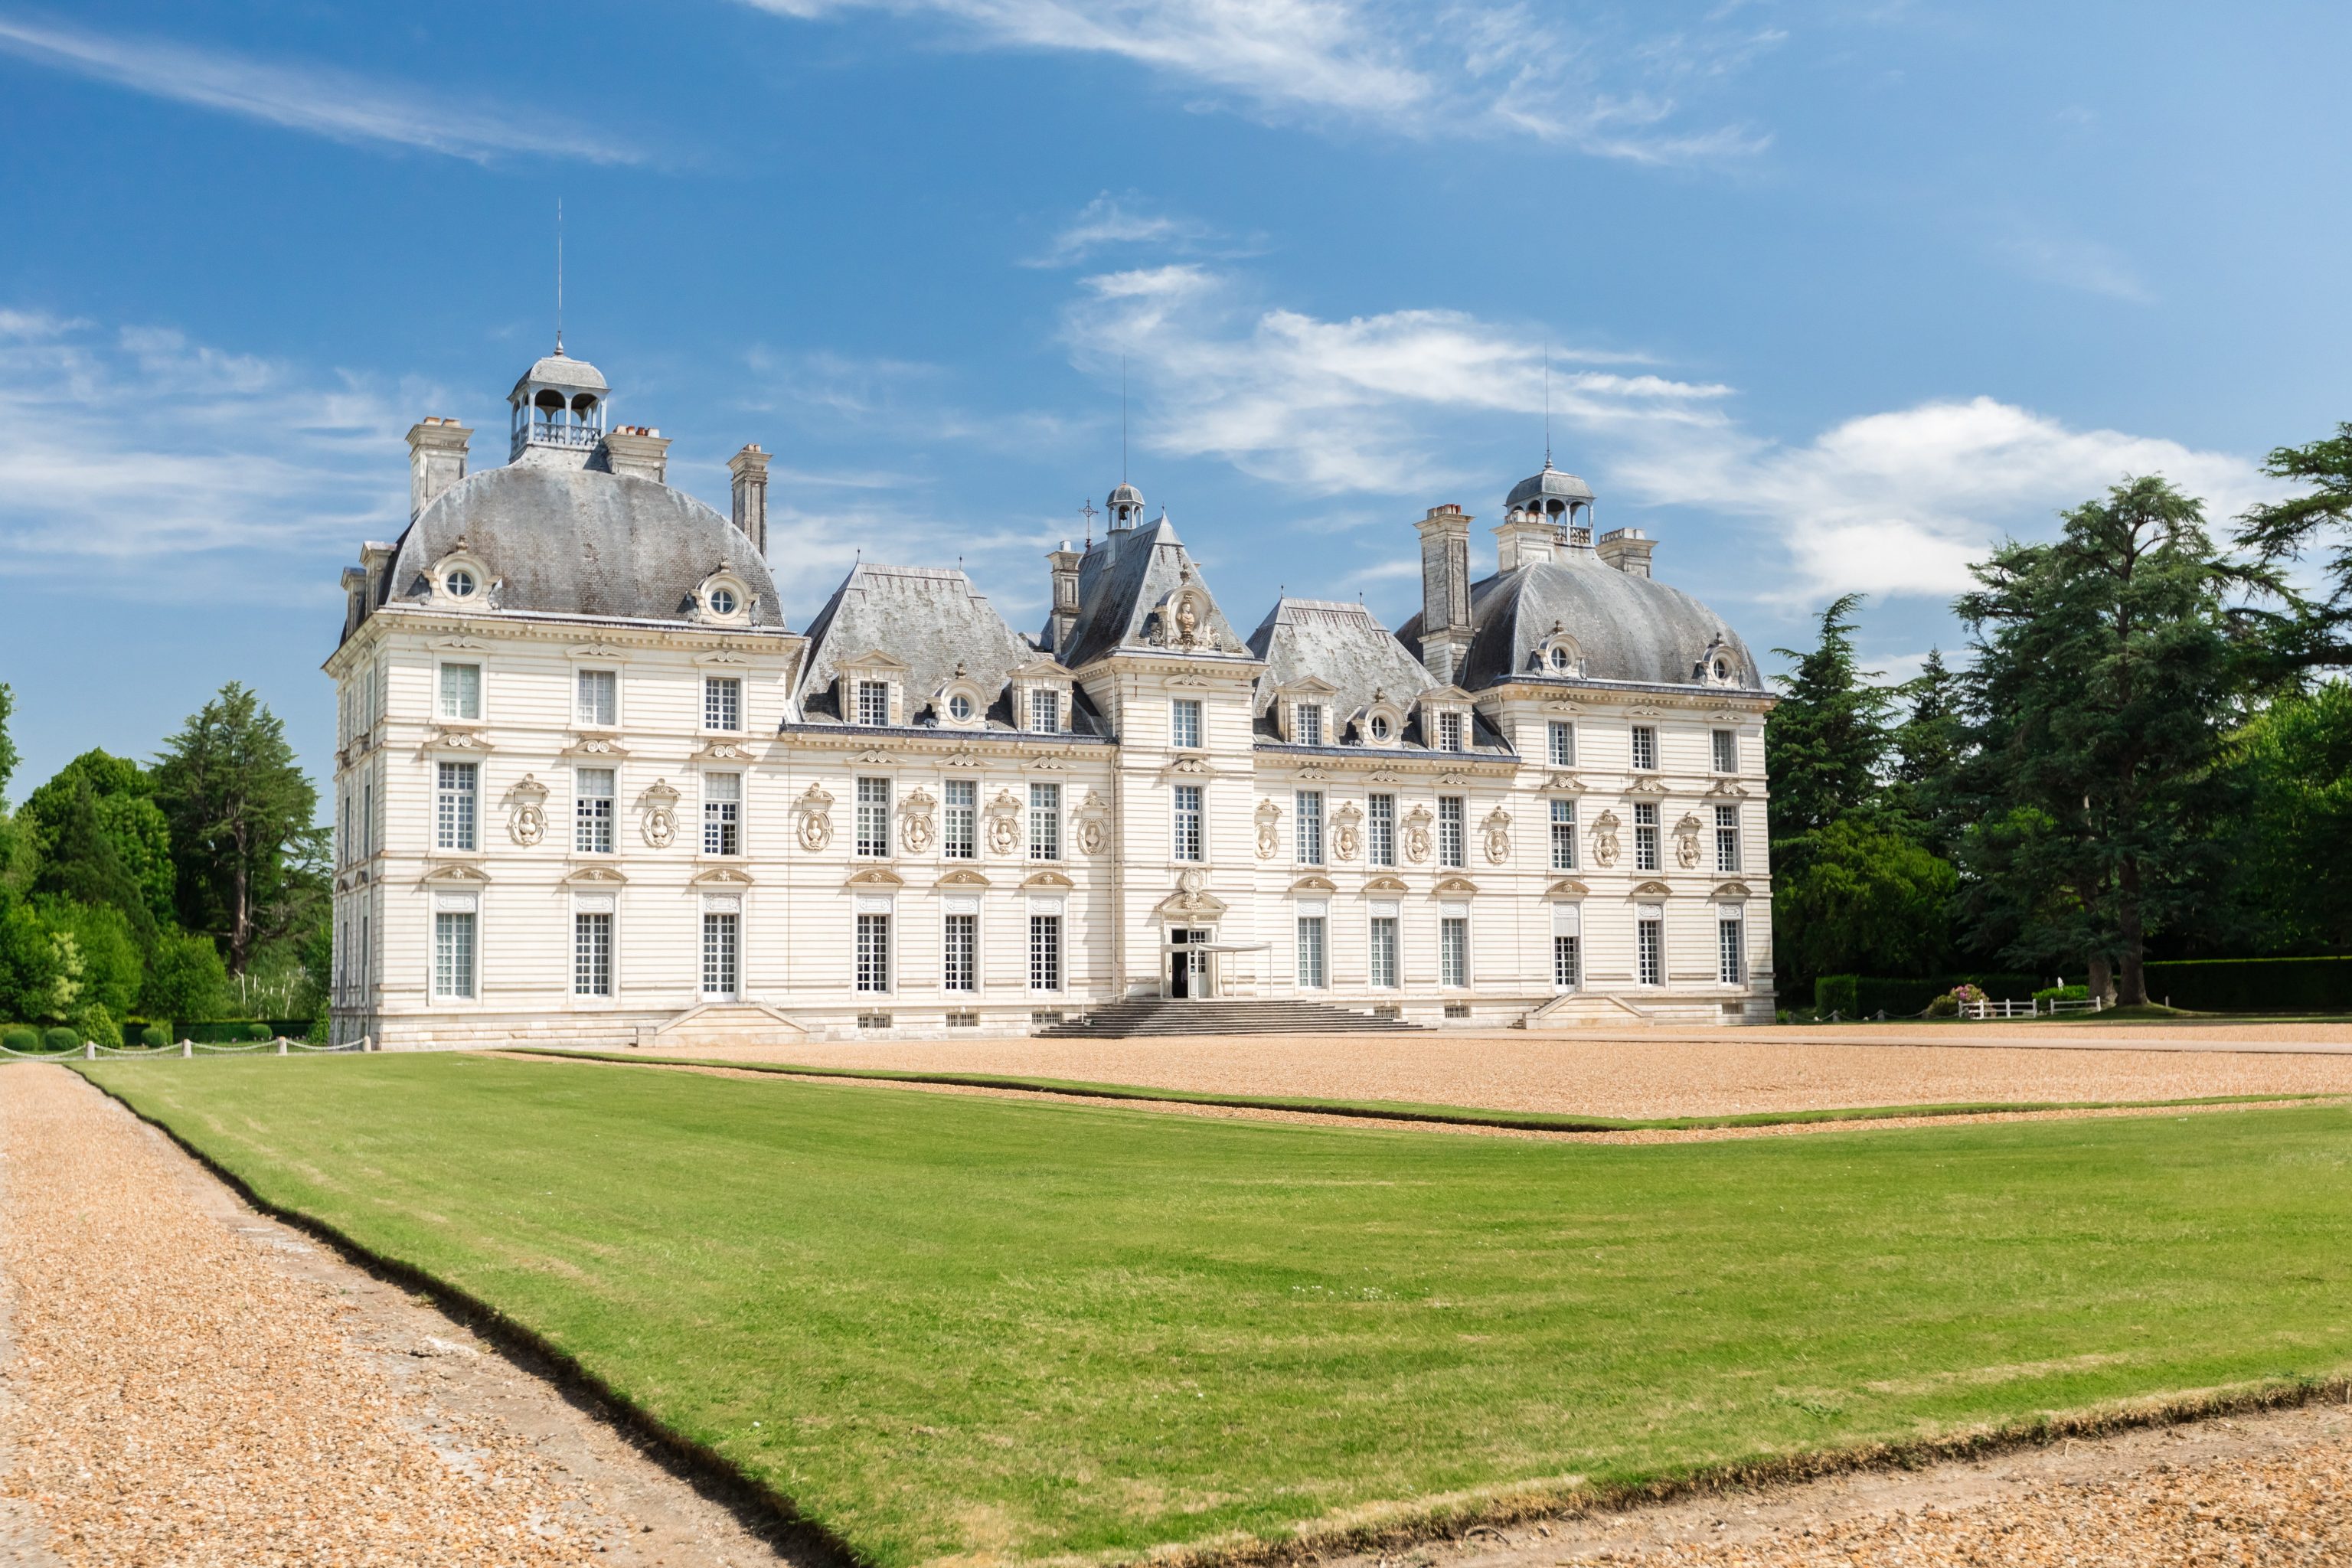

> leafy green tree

[
  {"left": 0, "top": 900, "right": 79, "bottom": 1023},
  {"left": 141, "top": 928, "right": 228, "bottom": 1025},
  {"left": 1772, "top": 818, "right": 1959, "bottom": 980},
  {"left": 1765, "top": 593, "right": 1893, "bottom": 841},
  {"left": 39, "top": 900, "right": 142, "bottom": 1018},
  {"left": 0, "top": 682, "right": 17, "bottom": 805},
  {"left": 2236, "top": 423, "right": 2352, "bottom": 669},
  {"left": 152, "top": 684, "right": 323, "bottom": 975},
  {"left": 1955, "top": 476, "right": 2252, "bottom": 1004},
  {"left": 2224, "top": 681, "right": 2352, "bottom": 952},
  {"left": 21, "top": 752, "right": 174, "bottom": 932}
]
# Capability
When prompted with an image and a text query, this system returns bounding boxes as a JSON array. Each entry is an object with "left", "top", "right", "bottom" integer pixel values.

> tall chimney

[
  {"left": 1492, "top": 507, "right": 1557, "bottom": 573},
  {"left": 728, "top": 444, "right": 770, "bottom": 556},
  {"left": 1415, "top": 505, "right": 1475, "bottom": 685},
  {"left": 1596, "top": 527, "right": 1655, "bottom": 577},
  {"left": 1045, "top": 539, "right": 1084, "bottom": 654},
  {"left": 603, "top": 426, "right": 670, "bottom": 484},
  {"left": 406, "top": 418, "right": 471, "bottom": 520}
]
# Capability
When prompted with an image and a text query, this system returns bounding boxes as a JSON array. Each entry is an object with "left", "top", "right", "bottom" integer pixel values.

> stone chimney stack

[
  {"left": 1045, "top": 540, "right": 1085, "bottom": 655},
  {"left": 728, "top": 444, "right": 771, "bottom": 556},
  {"left": 1492, "top": 507, "right": 1558, "bottom": 573},
  {"left": 406, "top": 418, "right": 471, "bottom": 521},
  {"left": 603, "top": 426, "right": 670, "bottom": 485},
  {"left": 1596, "top": 527, "right": 1655, "bottom": 577},
  {"left": 1415, "top": 505, "right": 1475, "bottom": 685}
]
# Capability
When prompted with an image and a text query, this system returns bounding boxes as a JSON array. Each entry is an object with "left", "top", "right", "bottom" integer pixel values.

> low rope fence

[{"left": 0, "top": 1035, "right": 373, "bottom": 1060}]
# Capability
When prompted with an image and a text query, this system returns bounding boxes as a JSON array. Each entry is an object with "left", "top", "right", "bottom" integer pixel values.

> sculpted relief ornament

[
  {"left": 1674, "top": 812, "right": 1704, "bottom": 869},
  {"left": 1590, "top": 808, "right": 1622, "bottom": 868},
  {"left": 1254, "top": 799, "right": 1282, "bottom": 860},
  {"left": 795, "top": 782, "right": 835, "bottom": 852},
  {"left": 505, "top": 773, "right": 547, "bottom": 847},
  {"left": 899, "top": 786, "right": 937, "bottom": 854},
  {"left": 639, "top": 779, "right": 681, "bottom": 849},
  {"left": 985, "top": 789, "right": 1024, "bottom": 856},
  {"left": 1075, "top": 789, "right": 1112, "bottom": 856},
  {"left": 1402, "top": 803, "right": 1433, "bottom": 865},
  {"left": 1481, "top": 806, "right": 1512, "bottom": 865},
  {"left": 1331, "top": 800, "right": 1363, "bottom": 862}
]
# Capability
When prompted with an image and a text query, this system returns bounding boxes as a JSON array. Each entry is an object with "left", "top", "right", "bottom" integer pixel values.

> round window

[
  {"left": 444, "top": 568, "right": 476, "bottom": 598},
  {"left": 708, "top": 585, "right": 739, "bottom": 616},
  {"left": 948, "top": 693, "right": 974, "bottom": 721},
  {"left": 1713, "top": 658, "right": 1730, "bottom": 679},
  {"left": 1549, "top": 645, "right": 1571, "bottom": 670},
  {"left": 1368, "top": 714, "right": 1391, "bottom": 740}
]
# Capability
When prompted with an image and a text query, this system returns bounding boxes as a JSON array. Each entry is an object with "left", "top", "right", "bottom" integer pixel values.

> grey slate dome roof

[
  {"left": 1399, "top": 556, "right": 1762, "bottom": 692},
  {"left": 385, "top": 465, "right": 783, "bottom": 626},
  {"left": 511, "top": 351, "right": 609, "bottom": 397},
  {"left": 1106, "top": 481, "right": 1145, "bottom": 507},
  {"left": 1505, "top": 462, "right": 1596, "bottom": 510}
]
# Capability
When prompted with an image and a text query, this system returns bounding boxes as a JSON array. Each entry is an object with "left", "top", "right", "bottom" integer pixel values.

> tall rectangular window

[
  {"left": 1718, "top": 910, "right": 1745, "bottom": 985},
  {"left": 856, "top": 681, "right": 890, "bottom": 727},
  {"left": 703, "top": 773, "right": 741, "bottom": 856},
  {"left": 1631, "top": 724, "right": 1658, "bottom": 772},
  {"left": 1029, "top": 913, "right": 1063, "bottom": 991},
  {"left": 1439, "top": 916, "right": 1468, "bottom": 988},
  {"left": 1438, "top": 795, "right": 1465, "bottom": 868},
  {"left": 362, "top": 782, "right": 372, "bottom": 858},
  {"left": 1550, "top": 798, "right": 1578, "bottom": 871},
  {"left": 704, "top": 676, "right": 743, "bottom": 733},
  {"left": 1028, "top": 689, "right": 1062, "bottom": 734},
  {"left": 1638, "top": 911, "right": 1664, "bottom": 986},
  {"left": 575, "top": 767, "right": 615, "bottom": 854},
  {"left": 1553, "top": 932, "right": 1581, "bottom": 990},
  {"left": 942, "top": 913, "right": 977, "bottom": 993},
  {"left": 1295, "top": 916, "right": 1327, "bottom": 988},
  {"left": 577, "top": 669, "right": 618, "bottom": 726},
  {"left": 573, "top": 912, "right": 612, "bottom": 997},
  {"left": 1171, "top": 698, "right": 1202, "bottom": 750},
  {"left": 1634, "top": 801, "right": 1659, "bottom": 871},
  {"left": 1368, "top": 916, "right": 1398, "bottom": 988},
  {"left": 1173, "top": 783, "right": 1204, "bottom": 861},
  {"left": 1715, "top": 804, "right": 1741, "bottom": 872},
  {"left": 433, "top": 910, "right": 475, "bottom": 999},
  {"left": 340, "top": 793, "right": 351, "bottom": 867},
  {"left": 942, "top": 779, "right": 975, "bottom": 859},
  {"left": 1437, "top": 710, "right": 1465, "bottom": 753},
  {"left": 438, "top": 663, "right": 481, "bottom": 721},
  {"left": 1711, "top": 729, "right": 1738, "bottom": 774},
  {"left": 1367, "top": 794, "right": 1395, "bottom": 867},
  {"left": 1295, "top": 789, "right": 1324, "bottom": 865},
  {"left": 1029, "top": 782, "right": 1060, "bottom": 861},
  {"left": 855, "top": 913, "right": 890, "bottom": 992},
  {"left": 855, "top": 776, "right": 891, "bottom": 857},
  {"left": 436, "top": 762, "right": 478, "bottom": 851},
  {"left": 1295, "top": 704, "right": 1324, "bottom": 746},
  {"left": 702, "top": 911, "right": 739, "bottom": 997},
  {"left": 1548, "top": 720, "right": 1576, "bottom": 767}
]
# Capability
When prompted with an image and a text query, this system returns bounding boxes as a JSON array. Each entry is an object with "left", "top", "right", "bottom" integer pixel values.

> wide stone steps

[{"left": 1034, "top": 998, "right": 1426, "bottom": 1038}]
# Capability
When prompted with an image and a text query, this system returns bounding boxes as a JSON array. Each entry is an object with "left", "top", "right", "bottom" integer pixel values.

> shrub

[
  {"left": 2033, "top": 984, "right": 2090, "bottom": 1006},
  {"left": 68, "top": 1003, "right": 121, "bottom": 1049},
  {"left": 2141, "top": 956, "right": 2352, "bottom": 1014},
  {"left": 40, "top": 1025, "right": 77, "bottom": 1054},
  {"left": 1815, "top": 975, "right": 1860, "bottom": 1018},
  {"left": 138, "top": 1021, "right": 167, "bottom": 1049},
  {"left": 1926, "top": 993, "right": 1958, "bottom": 1017},
  {"left": 1, "top": 1024, "right": 38, "bottom": 1053}
]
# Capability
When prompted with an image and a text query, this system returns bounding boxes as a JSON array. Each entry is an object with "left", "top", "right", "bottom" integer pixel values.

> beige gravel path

[
  {"left": 0, "top": 1063, "right": 798, "bottom": 1567},
  {"left": 639, "top": 1031, "right": 2352, "bottom": 1122}
]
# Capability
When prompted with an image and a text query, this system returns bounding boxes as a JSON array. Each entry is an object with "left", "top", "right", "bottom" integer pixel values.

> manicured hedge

[
  {"left": 178, "top": 1019, "right": 309, "bottom": 1044},
  {"left": 1, "top": 1024, "right": 40, "bottom": 1053},
  {"left": 1813, "top": 972, "right": 2046, "bottom": 1018},
  {"left": 40, "top": 1027, "right": 77, "bottom": 1053},
  {"left": 2142, "top": 956, "right": 2352, "bottom": 1014}
]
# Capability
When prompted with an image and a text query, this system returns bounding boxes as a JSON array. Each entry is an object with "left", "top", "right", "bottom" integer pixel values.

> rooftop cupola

[
  {"left": 1106, "top": 481, "right": 1146, "bottom": 531},
  {"left": 508, "top": 348, "right": 610, "bottom": 467},
  {"left": 1506, "top": 459, "right": 1596, "bottom": 550}
]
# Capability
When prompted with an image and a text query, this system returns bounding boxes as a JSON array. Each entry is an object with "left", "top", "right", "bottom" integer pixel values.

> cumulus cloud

[{"left": 0, "top": 13, "right": 642, "bottom": 164}]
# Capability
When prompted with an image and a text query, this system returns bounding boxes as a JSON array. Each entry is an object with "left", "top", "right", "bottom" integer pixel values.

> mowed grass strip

[
  {"left": 80, "top": 1055, "right": 2352, "bottom": 1568},
  {"left": 511, "top": 1044, "right": 2337, "bottom": 1132}
]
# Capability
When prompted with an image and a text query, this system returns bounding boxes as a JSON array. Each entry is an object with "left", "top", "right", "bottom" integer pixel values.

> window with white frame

[
  {"left": 704, "top": 676, "right": 743, "bottom": 732},
  {"left": 942, "top": 912, "right": 977, "bottom": 992},
  {"left": 574, "top": 911, "right": 612, "bottom": 997},
  {"left": 1637, "top": 907, "right": 1664, "bottom": 986},
  {"left": 1439, "top": 914, "right": 1468, "bottom": 988},
  {"left": 1631, "top": 724, "right": 1658, "bottom": 772},
  {"left": 1550, "top": 798, "right": 1577, "bottom": 871},
  {"left": 703, "top": 773, "right": 741, "bottom": 856},
  {"left": 1437, "top": 710, "right": 1465, "bottom": 752},
  {"left": 942, "top": 779, "right": 975, "bottom": 858},
  {"left": 1029, "top": 913, "right": 1063, "bottom": 990},
  {"left": 1634, "top": 801, "right": 1659, "bottom": 871},
  {"left": 1367, "top": 793, "right": 1395, "bottom": 867},
  {"left": 1438, "top": 795, "right": 1465, "bottom": 868},
  {"left": 362, "top": 782, "right": 373, "bottom": 858},
  {"left": 1173, "top": 783, "right": 1204, "bottom": 861},
  {"left": 855, "top": 777, "right": 891, "bottom": 857},
  {"left": 854, "top": 680, "right": 890, "bottom": 727},
  {"left": 1295, "top": 789, "right": 1324, "bottom": 865},
  {"left": 577, "top": 669, "right": 618, "bottom": 727},
  {"left": 1549, "top": 720, "right": 1576, "bottom": 767},
  {"left": 1552, "top": 903, "right": 1581, "bottom": 991},
  {"left": 1368, "top": 913, "right": 1398, "bottom": 988},
  {"left": 438, "top": 663, "right": 481, "bottom": 721},
  {"left": 855, "top": 913, "right": 890, "bottom": 992},
  {"left": 1295, "top": 914, "right": 1327, "bottom": 988},
  {"left": 1295, "top": 703, "right": 1325, "bottom": 747},
  {"left": 575, "top": 768, "right": 615, "bottom": 854},
  {"left": 433, "top": 910, "right": 476, "bottom": 999},
  {"left": 1171, "top": 697, "right": 1202, "bottom": 750},
  {"left": 702, "top": 910, "right": 740, "bottom": 997},
  {"left": 436, "top": 762, "right": 478, "bottom": 851},
  {"left": 1712, "top": 729, "right": 1738, "bottom": 774},
  {"left": 1027, "top": 688, "right": 1062, "bottom": 734},
  {"left": 340, "top": 793, "right": 351, "bottom": 867},
  {"left": 1029, "top": 782, "right": 1060, "bottom": 860},
  {"left": 1715, "top": 804, "right": 1741, "bottom": 872},
  {"left": 1718, "top": 905, "right": 1745, "bottom": 985}
]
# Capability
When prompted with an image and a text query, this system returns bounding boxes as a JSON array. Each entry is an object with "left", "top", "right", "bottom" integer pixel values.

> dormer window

[
  {"left": 708, "top": 585, "right": 738, "bottom": 616},
  {"left": 1438, "top": 711, "right": 1465, "bottom": 753},
  {"left": 1028, "top": 689, "right": 1063, "bottom": 734},
  {"left": 948, "top": 694, "right": 974, "bottom": 722},
  {"left": 445, "top": 568, "right": 478, "bottom": 599},
  {"left": 857, "top": 681, "right": 890, "bottom": 727},
  {"left": 1295, "top": 704, "right": 1325, "bottom": 747},
  {"left": 1367, "top": 714, "right": 1391, "bottom": 742},
  {"left": 694, "top": 572, "right": 751, "bottom": 626}
]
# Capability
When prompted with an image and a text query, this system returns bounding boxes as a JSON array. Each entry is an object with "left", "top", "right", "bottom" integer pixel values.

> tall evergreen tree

[
  {"left": 1765, "top": 593, "right": 1893, "bottom": 841},
  {"left": 21, "top": 752, "right": 175, "bottom": 935},
  {"left": 151, "top": 684, "right": 323, "bottom": 975},
  {"left": 0, "top": 682, "right": 18, "bottom": 805},
  {"left": 2237, "top": 423, "right": 2352, "bottom": 669}
]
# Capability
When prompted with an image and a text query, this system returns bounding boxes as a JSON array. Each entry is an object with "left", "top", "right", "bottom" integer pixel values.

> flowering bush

[{"left": 1927, "top": 983, "right": 1988, "bottom": 1018}]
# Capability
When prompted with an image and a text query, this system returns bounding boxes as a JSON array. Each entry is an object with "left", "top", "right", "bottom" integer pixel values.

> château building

[{"left": 326, "top": 348, "right": 1774, "bottom": 1048}]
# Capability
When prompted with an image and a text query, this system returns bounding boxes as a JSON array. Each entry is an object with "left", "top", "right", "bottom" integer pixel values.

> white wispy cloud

[
  {"left": 1024, "top": 192, "right": 1236, "bottom": 268},
  {"left": 1994, "top": 226, "right": 2154, "bottom": 305},
  {"left": 741, "top": 0, "right": 1769, "bottom": 159},
  {"left": 0, "top": 14, "right": 642, "bottom": 164}
]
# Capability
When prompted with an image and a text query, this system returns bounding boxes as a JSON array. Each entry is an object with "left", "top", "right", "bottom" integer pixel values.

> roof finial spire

[
  {"left": 1542, "top": 339, "right": 1551, "bottom": 468},
  {"left": 555, "top": 198, "right": 564, "bottom": 354},
  {"left": 1080, "top": 497, "right": 1097, "bottom": 547},
  {"left": 1120, "top": 354, "right": 1129, "bottom": 483}
]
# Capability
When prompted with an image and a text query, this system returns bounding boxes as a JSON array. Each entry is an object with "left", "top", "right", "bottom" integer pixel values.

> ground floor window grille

[
  {"left": 1439, "top": 916, "right": 1468, "bottom": 988},
  {"left": 574, "top": 912, "right": 612, "bottom": 997},
  {"left": 1553, "top": 934, "right": 1580, "bottom": 990},
  {"left": 1638, "top": 912, "right": 1664, "bottom": 987},
  {"left": 1029, "top": 913, "right": 1063, "bottom": 991},
  {"left": 702, "top": 912, "right": 740, "bottom": 998},
  {"left": 945, "top": 1010, "right": 979, "bottom": 1028},
  {"left": 433, "top": 911, "right": 475, "bottom": 999},
  {"left": 1295, "top": 915, "right": 1327, "bottom": 989},
  {"left": 1718, "top": 912, "right": 1745, "bottom": 985},
  {"left": 856, "top": 913, "right": 890, "bottom": 993},
  {"left": 1368, "top": 916, "right": 1398, "bottom": 988},
  {"left": 942, "top": 913, "right": 977, "bottom": 993}
]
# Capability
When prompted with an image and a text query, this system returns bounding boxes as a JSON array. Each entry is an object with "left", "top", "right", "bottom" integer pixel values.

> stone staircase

[{"left": 1034, "top": 998, "right": 1426, "bottom": 1038}]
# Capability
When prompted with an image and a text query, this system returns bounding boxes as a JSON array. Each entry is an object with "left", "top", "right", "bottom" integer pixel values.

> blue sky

[{"left": 2, "top": 1, "right": 2346, "bottom": 792}]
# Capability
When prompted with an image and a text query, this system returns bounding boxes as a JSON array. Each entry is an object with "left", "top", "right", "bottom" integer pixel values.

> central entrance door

[{"left": 1169, "top": 929, "right": 1212, "bottom": 998}]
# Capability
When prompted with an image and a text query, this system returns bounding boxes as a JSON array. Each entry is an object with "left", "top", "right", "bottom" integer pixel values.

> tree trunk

[
  {"left": 2086, "top": 952, "right": 2115, "bottom": 1006},
  {"left": 2115, "top": 854, "right": 2148, "bottom": 1005}
]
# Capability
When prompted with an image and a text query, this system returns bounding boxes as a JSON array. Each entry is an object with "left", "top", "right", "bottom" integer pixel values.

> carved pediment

[
  {"left": 842, "top": 867, "right": 903, "bottom": 888},
  {"left": 561, "top": 864, "right": 629, "bottom": 887},
  {"left": 1362, "top": 874, "right": 1410, "bottom": 894},
  {"left": 1629, "top": 879, "right": 1674, "bottom": 898},
  {"left": 933, "top": 868, "right": 992, "bottom": 888},
  {"left": 694, "top": 650, "right": 751, "bottom": 666},
  {"left": 430, "top": 637, "right": 491, "bottom": 652},
  {"left": 1289, "top": 874, "right": 1337, "bottom": 893},
  {"left": 1431, "top": 875, "right": 1480, "bottom": 897},
  {"left": 1625, "top": 775, "right": 1671, "bottom": 794},
  {"left": 851, "top": 747, "right": 903, "bottom": 767},
  {"left": 1544, "top": 771, "right": 1585, "bottom": 792},
  {"left": 694, "top": 739, "right": 759, "bottom": 762},
  {"left": 1545, "top": 878, "right": 1590, "bottom": 898},
  {"left": 1704, "top": 777, "right": 1752, "bottom": 797},
  {"left": 1021, "top": 869, "right": 1076, "bottom": 890},
  {"left": 1713, "top": 880, "right": 1755, "bottom": 899},
  {"left": 1164, "top": 754, "right": 1214, "bottom": 777},
  {"left": 420, "top": 727, "right": 492, "bottom": 755},
  {"left": 567, "top": 642, "right": 629, "bottom": 661},
  {"left": 562, "top": 734, "right": 630, "bottom": 759},
  {"left": 420, "top": 861, "right": 491, "bottom": 886},
  {"left": 1154, "top": 866, "right": 1228, "bottom": 920}
]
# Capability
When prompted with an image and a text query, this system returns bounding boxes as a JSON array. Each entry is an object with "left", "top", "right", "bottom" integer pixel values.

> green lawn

[{"left": 79, "top": 1055, "right": 2352, "bottom": 1568}]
